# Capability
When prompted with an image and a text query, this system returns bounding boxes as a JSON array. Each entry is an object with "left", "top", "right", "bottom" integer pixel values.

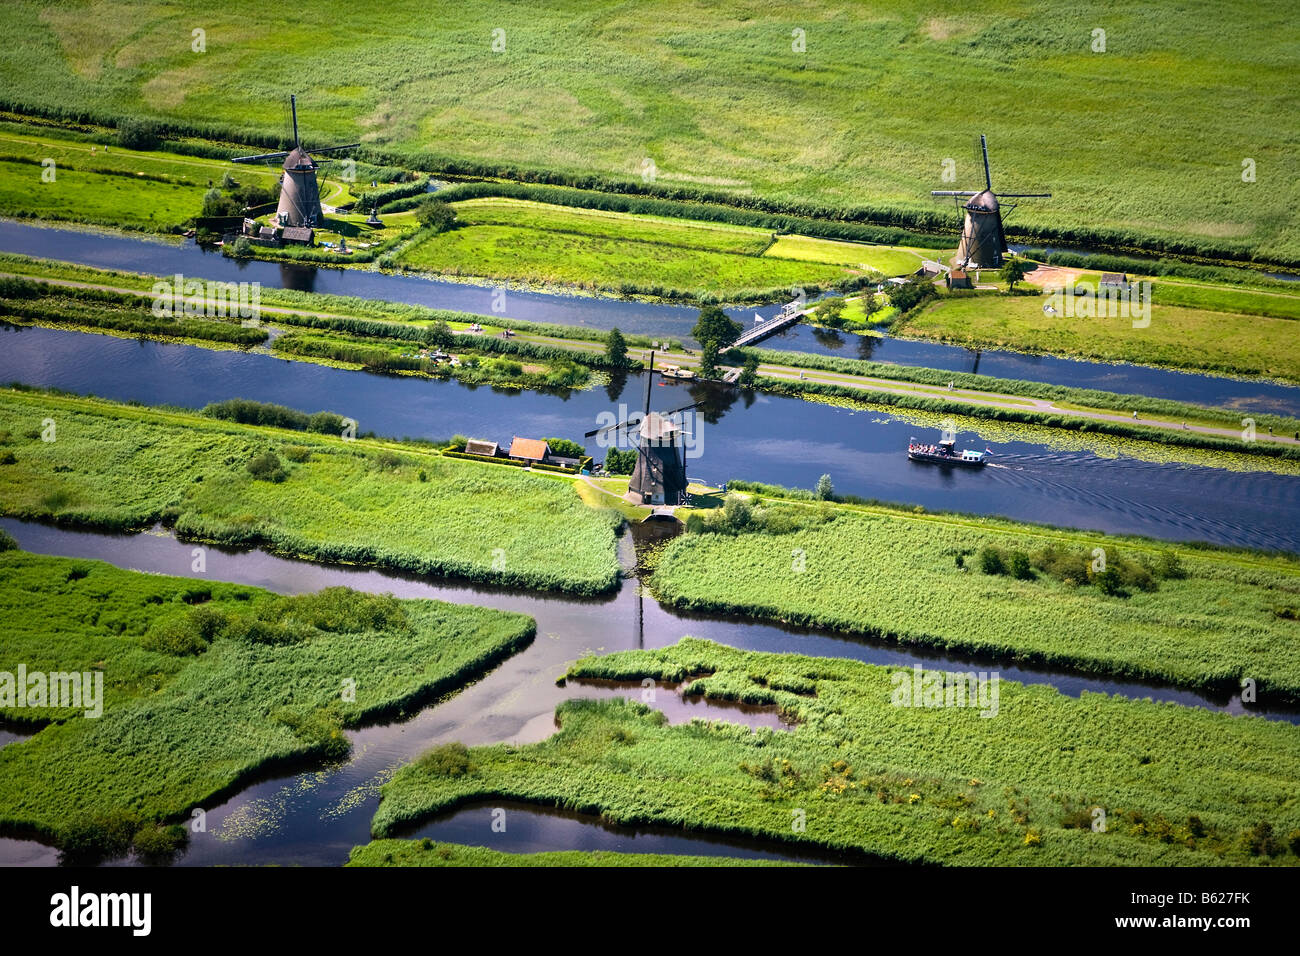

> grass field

[
  {"left": 0, "top": 2, "right": 1294, "bottom": 261},
  {"left": 898, "top": 292, "right": 1300, "bottom": 383},
  {"left": 397, "top": 200, "right": 855, "bottom": 299},
  {"left": 0, "top": 121, "right": 282, "bottom": 231},
  {"left": 765, "top": 235, "right": 924, "bottom": 275},
  {"left": 0, "top": 548, "right": 535, "bottom": 853},
  {"left": 346, "top": 840, "right": 793, "bottom": 867},
  {"left": 372, "top": 639, "right": 1300, "bottom": 866},
  {"left": 0, "top": 388, "right": 620, "bottom": 594},
  {"left": 652, "top": 497, "right": 1300, "bottom": 698}
]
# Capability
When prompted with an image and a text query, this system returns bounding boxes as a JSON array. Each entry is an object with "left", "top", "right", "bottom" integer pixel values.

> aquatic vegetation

[
  {"left": 0, "top": 550, "right": 536, "bottom": 854},
  {"left": 0, "top": 388, "right": 620, "bottom": 594},
  {"left": 373, "top": 639, "right": 1300, "bottom": 866}
]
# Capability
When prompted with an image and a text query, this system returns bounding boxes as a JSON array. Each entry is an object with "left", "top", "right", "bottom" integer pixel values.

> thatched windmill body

[
  {"left": 233, "top": 96, "right": 359, "bottom": 228},
  {"left": 587, "top": 353, "right": 701, "bottom": 506},
  {"left": 932, "top": 135, "right": 1050, "bottom": 269}
]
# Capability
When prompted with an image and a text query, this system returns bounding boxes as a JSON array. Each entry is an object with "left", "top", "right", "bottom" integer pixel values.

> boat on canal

[{"left": 908, "top": 436, "right": 988, "bottom": 467}]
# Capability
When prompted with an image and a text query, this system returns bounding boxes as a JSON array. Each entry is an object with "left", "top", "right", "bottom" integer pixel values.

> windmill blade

[
  {"left": 584, "top": 415, "right": 642, "bottom": 439},
  {"left": 931, "top": 190, "right": 978, "bottom": 198},
  {"left": 305, "top": 143, "right": 361, "bottom": 155},
  {"left": 233, "top": 151, "right": 291, "bottom": 164},
  {"left": 662, "top": 400, "right": 704, "bottom": 418}
]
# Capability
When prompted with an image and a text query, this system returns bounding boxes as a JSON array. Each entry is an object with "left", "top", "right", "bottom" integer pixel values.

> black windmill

[
  {"left": 931, "top": 135, "right": 1051, "bottom": 269},
  {"left": 586, "top": 352, "right": 701, "bottom": 506},
  {"left": 232, "top": 95, "right": 359, "bottom": 228}
]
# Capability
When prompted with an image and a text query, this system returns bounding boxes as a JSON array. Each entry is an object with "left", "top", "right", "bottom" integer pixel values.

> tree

[
  {"left": 605, "top": 327, "right": 628, "bottom": 367},
  {"left": 604, "top": 448, "right": 637, "bottom": 475},
  {"left": 691, "top": 305, "right": 742, "bottom": 351},
  {"left": 862, "top": 292, "right": 882, "bottom": 319},
  {"left": 815, "top": 473, "right": 834, "bottom": 500},
  {"left": 999, "top": 257, "right": 1028, "bottom": 291},
  {"left": 813, "top": 296, "right": 847, "bottom": 328},
  {"left": 422, "top": 321, "right": 453, "bottom": 351},
  {"left": 416, "top": 198, "right": 457, "bottom": 233},
  {"left": 117, "top": 119, "right": 161, "bottom": 150},
  {"left": 543, "top": 437, "right": 586, "bottom": 459},
  {"left": 738, "top": 353, "right": 760, "bottom": 387},
  {"left": 699, "top": 341, "right": 719, "bottom": 378},
  {"left": 886, "top": 276, "right": 938, "bottom": 314}
]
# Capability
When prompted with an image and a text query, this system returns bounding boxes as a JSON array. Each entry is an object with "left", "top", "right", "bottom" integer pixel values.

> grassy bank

[
  {"left": 0, "top": 547, "right": 535, "bottom": 856},
  {"left": 372, "top": 639, "right": 1300, "bottom": 866},
  {"left": 346, "top": 839, "right": 794, "bottom": 867},
  {"left": 0, "top": 3, "right": 1294, "bottom": 263},
  {"left": 0, "top": 388, "right": 620, "bottom": 594},
  {"left": 397, "top": 198, "right": 859, "bottom": 301},
  {"left": 653, "top": 495, "right": 1300, "bottom": 698},
  {"left": 897, "top": 290, "right": 1300, "bottom": 384}
]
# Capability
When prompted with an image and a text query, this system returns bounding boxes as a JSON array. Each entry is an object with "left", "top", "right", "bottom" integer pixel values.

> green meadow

[
  {"left": 347, "top": 840, "right": 794, "bottom": 867},
  {"left": 0, "top": 1, "right": 1294, "bottom": 261},
  {"left": 373, "top": 639, "right": 1300, "bottom": 866},
  {"left": 397, "top": 203, "right": 853, "bottom": 299},
  {"left": 0, "top": 546, "right": 534, "bottom": 853},
  {"left": 897, "top": 292, "right": 1300, "bottom": 383},
  {"left": 652, "top": 497, "right": 1300, "bottom": 698},
  {"left": 0, "top": 388, "right": 620, "bottom": 594}
]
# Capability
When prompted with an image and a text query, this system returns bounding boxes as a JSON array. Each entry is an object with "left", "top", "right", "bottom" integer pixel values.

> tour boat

[{"left": 907, "top": 437, "right": 988, "bottom": 468}]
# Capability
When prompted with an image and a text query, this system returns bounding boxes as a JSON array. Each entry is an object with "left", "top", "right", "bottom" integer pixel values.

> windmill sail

[
  {"left": 930, "top": 134, "right": 1050, "bottom": 268},
  {"left": 232, "top": 95, "right": 359, "bottom": 228}
]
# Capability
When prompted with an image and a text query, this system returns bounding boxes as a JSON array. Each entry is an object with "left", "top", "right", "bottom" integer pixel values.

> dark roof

[
  {"left": 282, "top": 147, "right": 317, "bottom": 171},
  {"left": 257, "top": 226, "right": 277, "bottom": 240},
  {"left": 965, "top": 189, "right": 1000, "bottom": 212},
  {"left": 464, "top": 439, "right": 498, "bottom": 457},
  {"left": 509, "top": 437, "right": 550, "bottom": 461},
  {"left": 1099, "top": 273, "right": 1127, "bottom": 285},
  {"left": 281, "top": 226, "right": 314, "bottom": 244}
]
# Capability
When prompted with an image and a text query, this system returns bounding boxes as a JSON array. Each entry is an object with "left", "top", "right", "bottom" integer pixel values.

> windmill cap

[
  {"left": 965, "top": 189, "right": 999, "bottom": 212},
  {"left": 283, "top": 147, "right": 316, "bottom": 171},
  {"left": 639, "top": 412, "right": 681, "bottom": 441}
]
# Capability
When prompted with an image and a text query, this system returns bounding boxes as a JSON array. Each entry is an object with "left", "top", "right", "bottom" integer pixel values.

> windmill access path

[{"left": 6, "top": 270, "right": 1297, "bottom": 451}]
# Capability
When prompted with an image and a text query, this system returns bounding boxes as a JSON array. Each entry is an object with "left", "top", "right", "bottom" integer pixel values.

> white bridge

[{"left": 730, "top": 298, "right": 807, "bottom": 349}]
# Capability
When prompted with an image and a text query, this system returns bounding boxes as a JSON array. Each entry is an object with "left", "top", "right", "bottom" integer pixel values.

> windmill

[
  {"left": 931, "top": 135, "right": 1050, "bottom": 269},
  {"left": 586, "top": 352, "right": 702, "bottom": 506},
  {"left": 232, "top": 95, "right": 359, "bottom": 228}
]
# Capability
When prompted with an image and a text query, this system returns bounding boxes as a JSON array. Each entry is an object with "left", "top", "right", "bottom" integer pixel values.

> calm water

[
  {"left": 3, "top": 219, "right": 1298, "bottom": 414},
  {"left": 3, "top": 324, "right": 1298, "bottom": 552},
  {"left": 0, "top": 517, "right": 1288, "bottom": 867}
]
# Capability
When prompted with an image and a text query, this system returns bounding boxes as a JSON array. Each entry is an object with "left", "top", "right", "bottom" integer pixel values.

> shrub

[
  {"left": 0, "top": 451, "right": 15, "bottom": 465},
  {"left": 116, "top": 119, "right": 162, "bottom": 151},
  {"left": 604, "top": 448, "right": 637, "bottom": 475},
  {"left": 1008, "top": 551, "right": 1034, "bottom": 580},
  {"left": 141, "top": 616, "right": 209, "bottom": 656},
  {"left": 132, "top": 824, "right": 188, "bottom": 860},
  {"left": 246, "top": 450, "right": 287, "bottom": 482},
  {"left": 0, "top": 529, "right": 16, "bottom": 552},
  {"left": 977, "top": 546, "right": 1006, "bottom": 576},
  {"left": 415, "top": 198, "right": 456, "bottom": 233},
  {"left": 58, "top": 809, "right": 141, "bottom": 861},
  {"left": 282, "top": 444, "right": 312, "bottom": 463},
  {"left": 418, "top": 742, "right": 474, "bottom": 777},
  {"left": 1242, "top": 821, "right": 1283, "bottom": 857}
]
